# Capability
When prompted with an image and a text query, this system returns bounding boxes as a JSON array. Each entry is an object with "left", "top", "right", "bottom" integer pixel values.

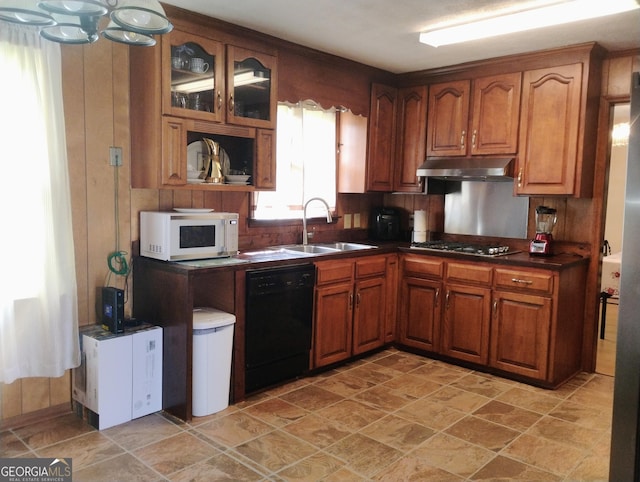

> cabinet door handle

[
  {"left": 460, "top": 130, "right": 466, "bottom": 149},
  {"left": 356, "top": 292, "right": 361, "bottom": 306},
  {"left": 435, "top": 288, "right": 440, "bottom": 307},
  {"left": 217, "top": 90, "right": 222, "bottom": 110},
  {"left": 493, "top": 299, "right": 498, "bottom": 316},
  {"left": 472, "top": 129, "right": 477, "bottom": 148},
  {"left": 511, "top": 278, "right": 533, "bottom": 285},
  {"left": 517, "top": 169, "right": 523, "bottom": 188},
  {"left": 229, "top": 94, "right": 234, "bottom": 112},
  {"left": 349, "top": 293, "right": 353, "bottom": 310},
  {"left": 445, "top": 290, "right": 450, "bottom": 310}
]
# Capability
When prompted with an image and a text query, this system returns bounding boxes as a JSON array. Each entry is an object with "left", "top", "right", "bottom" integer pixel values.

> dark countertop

[
  {"left": 398, "top": 246, "right": 589, "bottom": 270},
  {"left": 135, "top": 240, "right": 588, "bottom": 273}
]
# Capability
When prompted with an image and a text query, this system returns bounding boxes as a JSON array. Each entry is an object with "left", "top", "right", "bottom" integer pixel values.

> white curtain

[{"left": 0, "top": 23, "right": 80, "bottom": 384}]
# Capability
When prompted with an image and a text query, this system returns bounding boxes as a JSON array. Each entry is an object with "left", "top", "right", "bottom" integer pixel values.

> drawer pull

[{"left": 511, "top": 278, "right": 533, "bottom": 285}]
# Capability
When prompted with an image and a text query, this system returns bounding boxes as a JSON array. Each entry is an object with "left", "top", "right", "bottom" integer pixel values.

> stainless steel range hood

[{"left": 417, "top": 157, "right": 515, "bottom": 181}]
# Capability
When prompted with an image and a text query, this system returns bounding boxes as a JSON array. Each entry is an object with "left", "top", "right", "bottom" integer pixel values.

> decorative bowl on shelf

[{"left": 225, "top": 174, "right": 250, "bottom": 184}]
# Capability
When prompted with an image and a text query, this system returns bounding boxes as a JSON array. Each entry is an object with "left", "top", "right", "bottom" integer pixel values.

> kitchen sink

[
  {"left": 241, "top": 242, "right": 378, "bottom": 260},
  {"left": 319, "top": 242, "right": 376, "bottom": 251},
  {"left": 279, "top": 244, "right": 341, "bottom": 254},
  {"left": 278, "top": 242, "right": 377, "bottom": 254}
]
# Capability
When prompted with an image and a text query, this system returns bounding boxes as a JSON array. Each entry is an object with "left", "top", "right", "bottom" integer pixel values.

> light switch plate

[
  {"left": 344, "top": 214, "right": 352, "bottom": 229},
  {"left": 354, "top": 213, "right": 361, "bottom": 228}
]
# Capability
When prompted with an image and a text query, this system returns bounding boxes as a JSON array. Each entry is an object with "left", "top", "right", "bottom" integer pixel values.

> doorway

[{"left": 596, "top": 102, "right": 630, "bottom": 376}]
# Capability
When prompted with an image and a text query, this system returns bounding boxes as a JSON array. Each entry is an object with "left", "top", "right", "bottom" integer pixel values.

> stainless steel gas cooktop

[{"left": 410, "top": 241, "right": 515, "bottom": 257}]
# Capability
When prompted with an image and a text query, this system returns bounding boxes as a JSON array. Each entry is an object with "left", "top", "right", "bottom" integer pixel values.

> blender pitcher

[{"left": 529, "top": 206, "right": 557, "bottom": 256}]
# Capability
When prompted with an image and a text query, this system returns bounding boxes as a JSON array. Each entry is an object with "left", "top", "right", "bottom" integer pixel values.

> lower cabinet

[
  {"left": 398, "top": 253, "right": 587, "bottom": 387},
  {"left": 398, "top": 256, "right": 443, "bottom": 352},
  {"left": 314, "top": 255, "right": 389, "bottom": 368},
  {"left": 490, "top": 290, "right": 552, "bottom": 379},
  {"left": 441, "top": 283, "right": 491, "bottom": 365}
]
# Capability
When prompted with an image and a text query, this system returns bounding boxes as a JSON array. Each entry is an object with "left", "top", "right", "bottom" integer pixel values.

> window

[{"left": 253, "top": 102, "right": 337, "bottom": 220}]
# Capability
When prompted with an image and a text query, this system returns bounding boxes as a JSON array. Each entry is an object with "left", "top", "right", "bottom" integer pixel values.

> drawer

[
  {"left": 401, "top": 255, "right": 444, "bottom": 279},
  {"left": 494, "top": 268, "right": 554, "bottom": 294},
  {"left": 315, "top": 260, "right": 354, "bottom": 285},
  {"left": 355, "top": 256, "right": 387, "bottom": 279},
  {"left": 446, "top": 262, "right": 493, "bottom": 285}
]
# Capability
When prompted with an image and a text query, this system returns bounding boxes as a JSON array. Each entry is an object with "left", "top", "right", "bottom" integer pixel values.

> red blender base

[{"left": 529, "top": 233, "right": 553, "bottom": 256}]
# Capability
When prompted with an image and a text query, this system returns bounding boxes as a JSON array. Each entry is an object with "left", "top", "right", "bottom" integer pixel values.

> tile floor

[{"left": 2, "top": 348, "right": 613, "bottom": 481}]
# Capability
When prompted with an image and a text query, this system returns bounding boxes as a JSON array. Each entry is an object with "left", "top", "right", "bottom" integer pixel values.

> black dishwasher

[{"left": 245, "top": 263, "right": 315, "bottom": 393}]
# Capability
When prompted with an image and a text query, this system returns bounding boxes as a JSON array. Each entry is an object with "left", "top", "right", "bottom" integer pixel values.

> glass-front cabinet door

[
  {"left": 162, "top": 30, "right": 224, "bottom": 123},
  {"left": 226, "top": 45, "right": 276, "bottom": 128}
]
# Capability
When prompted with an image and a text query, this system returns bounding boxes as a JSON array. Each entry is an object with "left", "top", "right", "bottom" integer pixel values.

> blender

[{"left": 529, "top": 206, "right": 557, "bottom": 256}]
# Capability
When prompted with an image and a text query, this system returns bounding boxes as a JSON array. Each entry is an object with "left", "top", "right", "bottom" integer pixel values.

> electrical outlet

[
  {"left": 109, "top": 146, "right": 123, "bottom": 166},
  {"left": 353, "top": 213, "right": 361, "bottom": 228},
  {"left": 344, "top": 214, "right": 352, "bottom": 229}
]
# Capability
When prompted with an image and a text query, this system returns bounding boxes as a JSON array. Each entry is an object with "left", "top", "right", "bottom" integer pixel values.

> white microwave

[{"left": 140, "top": 211, "right": 239, "bottom": 261}]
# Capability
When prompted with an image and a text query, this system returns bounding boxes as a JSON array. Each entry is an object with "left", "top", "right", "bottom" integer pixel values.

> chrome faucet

[{"left": 303, "top": 197, "right": 333, "bottom": 245}]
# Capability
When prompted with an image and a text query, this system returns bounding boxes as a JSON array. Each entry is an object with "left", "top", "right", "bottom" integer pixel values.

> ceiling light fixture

[
  {"left": 0, "top": 0, "right": 172, "bottom": 46},
  {"left": 419, "top": 0, "right": 640, "bottom": 47}
]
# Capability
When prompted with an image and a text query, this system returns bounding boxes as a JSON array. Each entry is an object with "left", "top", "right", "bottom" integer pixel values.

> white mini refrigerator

[{"left": 72, "top": 324, "right": 163, "bottom": 430}]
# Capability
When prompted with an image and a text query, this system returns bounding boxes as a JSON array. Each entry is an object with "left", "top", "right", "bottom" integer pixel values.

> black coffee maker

[{"left": 370, "top": 207, "right": 401, "bottom": 241}]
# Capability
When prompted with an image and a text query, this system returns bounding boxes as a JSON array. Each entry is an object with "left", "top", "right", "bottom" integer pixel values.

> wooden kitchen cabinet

[
  {"left": 398, "top": 253, "right": 587, "bottom": 387},
  {"left": 426, "top": 80, "right": 470, "bottom": 156},
  {"left": 441, "top": 261, "right": 492, "bottom": 364},
  {"left": 515, "top": 64, "right": 583, "bottom": 196},
  {"left": 398, "top": 255, "right": 444, "bottom": 352},
  {"left": 130, "top": 23, "right": 277, "bottom": 190},
  {"left": 426, "top": 73, "right": 521, "bottom": 157},
  {"left": 226, "top": 45, "right": 277, "bottom": 129},
  {"left": 314, "top": 255, "right": 388, "bottom": 367},
  {"left": 489, "top": 265, "right": 586, "bottom": 385},
  {"left": 394, "top": 86, "right": 428, "bottom": 192},
  {"left": 441, "top": 283, "right": 492, "bottom": 365},
  {"left": 366, "top": 83, "right": 397, "bottom": 191},
  {"left": 491, "top": 289, "right": 552, "bottom": 380}
]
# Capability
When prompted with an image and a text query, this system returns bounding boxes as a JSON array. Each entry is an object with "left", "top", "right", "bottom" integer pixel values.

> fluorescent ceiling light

[{"left": 419, "top": 0, "right": 640, "bottom": 47}]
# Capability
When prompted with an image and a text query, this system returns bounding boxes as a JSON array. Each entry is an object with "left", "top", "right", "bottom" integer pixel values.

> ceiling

[{"left": 160, "top": 0, "right": 640, "bottom": 74}]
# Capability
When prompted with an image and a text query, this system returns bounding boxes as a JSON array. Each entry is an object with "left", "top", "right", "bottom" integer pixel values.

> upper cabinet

[
  {"left": 426, "top": 73, "right": 521, "bottom": 157},
  {"left": 163, "top": 32, "right": 276, "bottom": 129},
  {"left": 394, "top": 86, "right": 428, "bottom": 192},
  {"left": 163, "top": 31, "right": 225, "bottom": 123},
  {"left": 130, "top": 26, "right": 277, "bottom": 190},
  {"left": 515, "top": 64, "right": 584, "bottom": 196},
  {"left": 365, "top": 83, "right": 428, "bottom": 193},
  {"left": 366, "top": 83, "right": 397, "bottom": 192},
  {"left": 426, "top": 80, "right": 470, "bottom": 156},
  {"left": 226, "top": 45, "right": 277, "bottom": 129}
]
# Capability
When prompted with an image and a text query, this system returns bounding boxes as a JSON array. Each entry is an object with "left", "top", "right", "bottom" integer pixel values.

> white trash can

[{"left": 192, "top": 307, "right": 236, "bottom": 417}]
